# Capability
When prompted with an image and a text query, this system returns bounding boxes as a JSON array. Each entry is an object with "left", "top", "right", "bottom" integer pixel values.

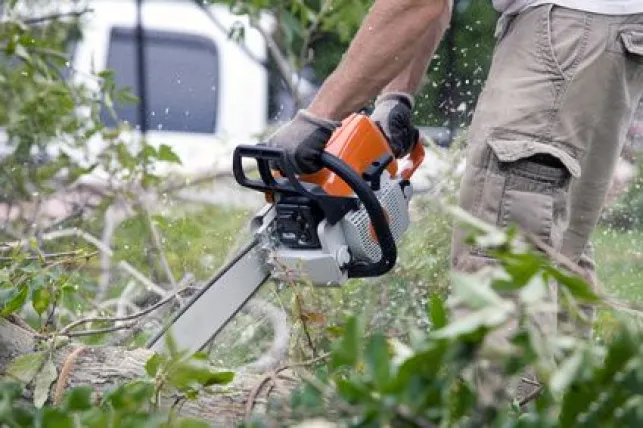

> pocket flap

[
  {"left": 621, "top": 30, "right": 643, "bottom": 57},
  {"left": 487, "top": 139, "right": 581, "bottom": 178}
]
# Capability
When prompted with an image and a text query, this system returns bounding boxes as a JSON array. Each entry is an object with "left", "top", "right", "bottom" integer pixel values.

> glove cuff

[
  {"left": 375, "top": 92, "right": 415, "bottom": 110},
  {"left": 297, "top": 109, "right": 342, "bottom": 131}
]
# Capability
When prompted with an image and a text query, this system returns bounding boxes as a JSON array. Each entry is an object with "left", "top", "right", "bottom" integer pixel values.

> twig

[
  {"left": 269, "top": 259, "right": 318, "bottom": 357},
  {"left": 161, "top": 169, "right": 247, "bottom": 193},
  {"left": 0, "top": 250, "right": 90, "bottom": 261},
  {"left": 242, "top": 298, "right": 292, "bottom": 373},
  {"left": 245, "top": 353, "right": 331, "bottom": 419},
  {"left": 53, "top": 346, "right": 88, "bottom": 406},
  {"left": 524, "top": 232, "right": 643, "bottom": 316},
  {"left": 249, "top": 15, "right": 303, "bottom": 107},
  {"left": 58, "top": 283, "right": 189, "bottom": 336},
  {"left": 2, "top": 227, "right": 167, "bottom": 298},
  {"left": 518, "top": 386, "right": 544, "bottom": 408},
  {"left": 98, "top": 199, "right": 134, "bottom": 301},
  {"left": 6, "top": 314, "right": 42, "bottom": 337},
  {"left": 520, "top": 377, "right": 541, "bottom": 388},
  {"left": 298, "top": 0, "right": 333, "bottom": 71},
  {"left": 395, "top": 405, "right": 437, "bottom": 428},
  {"left": 62, "top": 323, "right": 137, "bottom": 338},
  {"left": 20, "top": 8, "right": 93, "bottom": 25},
  {"left": 41, "top": 208, "right": 85, "bottom": 233},
  {"left": 139, "top": 200, "right": 178, "bottom": 293},
  {"left": 245, "top": 372, "right": 277, "bottom": 420}
]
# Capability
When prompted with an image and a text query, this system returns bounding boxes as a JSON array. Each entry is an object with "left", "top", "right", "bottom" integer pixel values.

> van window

[{"left": 101, "top": 28, "right": 219, "bottom": 133}]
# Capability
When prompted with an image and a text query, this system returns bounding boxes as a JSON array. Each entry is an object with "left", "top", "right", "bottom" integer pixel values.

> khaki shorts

[
  {"left": 453, "top": 5, "right": 643, "bottom": 278},
  {"left": 450, "top": 5, "right": 643, "bottom": 402}
]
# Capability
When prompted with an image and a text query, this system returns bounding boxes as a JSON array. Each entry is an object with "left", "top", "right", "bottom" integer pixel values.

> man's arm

[
  {"left": 307, "top": 0, "right": 452, "bottom": 120},
  {"left": 381, "top": 1, "right": 452, "bottom": 95}
]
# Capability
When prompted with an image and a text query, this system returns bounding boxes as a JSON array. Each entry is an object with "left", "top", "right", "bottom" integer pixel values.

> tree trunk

[{"left": 0, "top": 318, "right": 300, "bottom": 426}]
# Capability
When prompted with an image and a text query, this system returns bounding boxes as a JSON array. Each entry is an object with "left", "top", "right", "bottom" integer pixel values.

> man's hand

[
  {"left": 370, "top": 92, "right": 419, "bottom": 157},
  {"left": 266, "top": 110, "right": 341, "bottom": 174}
]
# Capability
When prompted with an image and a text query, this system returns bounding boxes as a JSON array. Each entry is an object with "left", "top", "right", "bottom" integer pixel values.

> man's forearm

[
  {"left": 381, "top": 2, "right": 452, "bottom": 96},
  {"left": 307, "top": 0, "right": 451, "bottom": 121}
]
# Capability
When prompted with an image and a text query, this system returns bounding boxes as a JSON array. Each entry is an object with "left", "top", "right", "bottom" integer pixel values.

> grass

[
  {"left": 109, "top": 198, "right": 643, "bottom": 357},
  {"left": 593, "top": 226, "right": 643, "bottom": 302},
  {"left": 592, "top": 225, "right": 643, "bottom": 339}
]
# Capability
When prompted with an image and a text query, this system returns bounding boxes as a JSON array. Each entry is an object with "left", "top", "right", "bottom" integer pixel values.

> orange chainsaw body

[{"left": 299, "top": 113, "right": 425, "bottom": 198}]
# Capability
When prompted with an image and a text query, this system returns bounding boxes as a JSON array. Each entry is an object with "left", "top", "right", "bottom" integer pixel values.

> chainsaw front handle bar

[{"left": 232, "top": 145, "right": 397, "bottom": 278}]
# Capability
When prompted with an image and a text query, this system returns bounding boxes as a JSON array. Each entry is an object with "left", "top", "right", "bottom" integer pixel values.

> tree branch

[
  {"left": 20, "top": 8, "right": 93, "bottom": 25},
  {"left": 58, "top": 283, "right": 190, "bottom": 336}
]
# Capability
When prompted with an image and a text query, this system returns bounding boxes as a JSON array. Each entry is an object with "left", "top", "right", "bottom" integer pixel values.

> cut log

[{"left": 0, "top": 318, "right": 300, "bottom": 426}]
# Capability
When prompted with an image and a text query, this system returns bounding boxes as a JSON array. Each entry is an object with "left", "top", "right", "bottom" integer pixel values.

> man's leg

[{"left": 451, "top": 5, "right": 643, "bottom": 401}]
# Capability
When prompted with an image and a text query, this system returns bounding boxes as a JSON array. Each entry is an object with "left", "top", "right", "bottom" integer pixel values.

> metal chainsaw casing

[{"left": 250, "top": 114, "right": 424, "bottom": 286}]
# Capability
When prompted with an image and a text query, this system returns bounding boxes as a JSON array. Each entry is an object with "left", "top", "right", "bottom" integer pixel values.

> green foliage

[
  {"left": 414, "top": 0, "right": 498, "bottom": 128},
  {"left": 256, "top": 216, "right": 643, "bottom": 427},
  {"left": 0, "top": 248, "right": 91, "bottom": 324},
  {"left": 0, "top": 341, "right": 233, "bottom": 427},
  {"left": 0, "top": 379, "right": 210, "bottom": 427},
  {"left": 212, "top": 0, "right": 370, "bottom": 68},
  {"left": 601, "top": 158, "right": 643, "bottom": 231},
  {"left": 0, "top": 4, "right": 182, "bottom": 200}
]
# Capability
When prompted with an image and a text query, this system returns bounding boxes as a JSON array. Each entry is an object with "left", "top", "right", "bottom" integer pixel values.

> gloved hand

[
  {"left": 266, "top": 110, "right": 341, "bottom": 174},
  {"left": 370, "top": 92, "right": 419, "bottom": 157}
]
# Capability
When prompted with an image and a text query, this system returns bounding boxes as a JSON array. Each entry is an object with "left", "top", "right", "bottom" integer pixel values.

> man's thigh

[{"left": 453, "top": 5, "right": 643, "bottom": 272}]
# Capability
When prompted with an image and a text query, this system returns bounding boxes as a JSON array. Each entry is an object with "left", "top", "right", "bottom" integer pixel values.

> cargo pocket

[
  {"left": 488, "top": 140, "right": 574, "bottom": 248},
  {"left": 621, "top": 29, "right": 643, "bottom": 64}
]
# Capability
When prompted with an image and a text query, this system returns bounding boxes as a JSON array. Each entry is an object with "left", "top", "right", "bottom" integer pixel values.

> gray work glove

[
  {"left": 370, "top": 92, "right": 419, "bottom": 157},
  {"left": 266, "top": 109, "right": 341, "bottom": 174}
]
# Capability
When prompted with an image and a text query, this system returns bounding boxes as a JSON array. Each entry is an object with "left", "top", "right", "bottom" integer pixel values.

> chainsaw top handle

[{"left": 232, "top": 144, "right": 397, "bottom": 279}]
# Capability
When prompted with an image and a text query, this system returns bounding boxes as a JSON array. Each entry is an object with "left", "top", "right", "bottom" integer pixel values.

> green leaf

[
  {"left": 145, "top": 353, "right": 165, "bottom": 377},
  {"left": 31, "top": 287, "right": 51, "bottom": 316},
  {"left": 102, "top": 381, "right": 154, "bottom": 411},
  {"left": 364, "top": 334, "right": 390, "bottom": 390},
  {"left": 545, "top": 268, "right": 599, "bottom": 303},
  {"left": 519, "top": 274, "right": 548, "bottom": 305},
  {"left": 4, "top": 352, "right": 46, "bottom": 384},
  {"left": 166, "top": 359, "right": 234, "bottom": 391},
  {"left": 336, "top": 378, "right": 371, "bottom": 404},
  {"left": 428, "top": 293, "right": 447, "bottom": 330},
  {"left": 1, "top": 285, "right": 29, "bottom": 316},
  {"left": 431, "top": 305, "right": 512, "bottom": 340},
  {"left": 60, "top": 386, "right": 93, "bottom": 412},
  {"left": 450, "top": 271, "right": 506, "bottom": 309},
  {"left": 550, "top": 349, "right": 584, "bottom": 397},
  {"left": 37, "top": 407, "right": 74, "bottom": 428},
  {"left": 158, "top": 144, "right": 182, "bottom": 164},
  {"left": 115, "top": 143, "right": 136, "bottom": 170},
  {"left": 330, "top": 316, "right": 362, "bottom": 369},
  {"left": 33, "top": 359, "right": 57, "bottom": 408},
  {"left": 115, "top": 88, "right": 139, "bottom": 105}
]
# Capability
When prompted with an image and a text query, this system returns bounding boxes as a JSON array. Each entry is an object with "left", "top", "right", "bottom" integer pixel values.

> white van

[{"left": 2, "top": 0, "right": 318, "bottom": 186}]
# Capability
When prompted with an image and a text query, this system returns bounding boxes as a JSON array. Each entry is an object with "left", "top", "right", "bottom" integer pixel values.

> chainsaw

[{"left": 146, "top": 113, "right": 425, "bottom": 355}]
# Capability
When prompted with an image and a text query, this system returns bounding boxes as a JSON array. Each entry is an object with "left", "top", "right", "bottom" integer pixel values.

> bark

[{"left": 0, "top": 318, "right": 300, "bottom": 427}]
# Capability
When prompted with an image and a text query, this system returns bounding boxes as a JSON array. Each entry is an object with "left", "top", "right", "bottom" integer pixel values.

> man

[{"left": 268, "top": 0, "right": 643, "bottom": 332}]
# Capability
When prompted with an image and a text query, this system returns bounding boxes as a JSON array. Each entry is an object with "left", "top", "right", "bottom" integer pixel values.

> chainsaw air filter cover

[{"left": 341, "top": 170, "right": 411, "bottom": 263}]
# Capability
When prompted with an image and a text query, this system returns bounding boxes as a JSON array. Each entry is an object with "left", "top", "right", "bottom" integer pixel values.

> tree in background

[{"left": 242, "top": 0, "right": 498, "bottom": 132}]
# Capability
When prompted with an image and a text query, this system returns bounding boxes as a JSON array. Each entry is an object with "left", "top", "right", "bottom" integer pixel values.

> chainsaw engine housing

[{"left": 237, "top": 113, "right": 425, "bottom": 286}]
